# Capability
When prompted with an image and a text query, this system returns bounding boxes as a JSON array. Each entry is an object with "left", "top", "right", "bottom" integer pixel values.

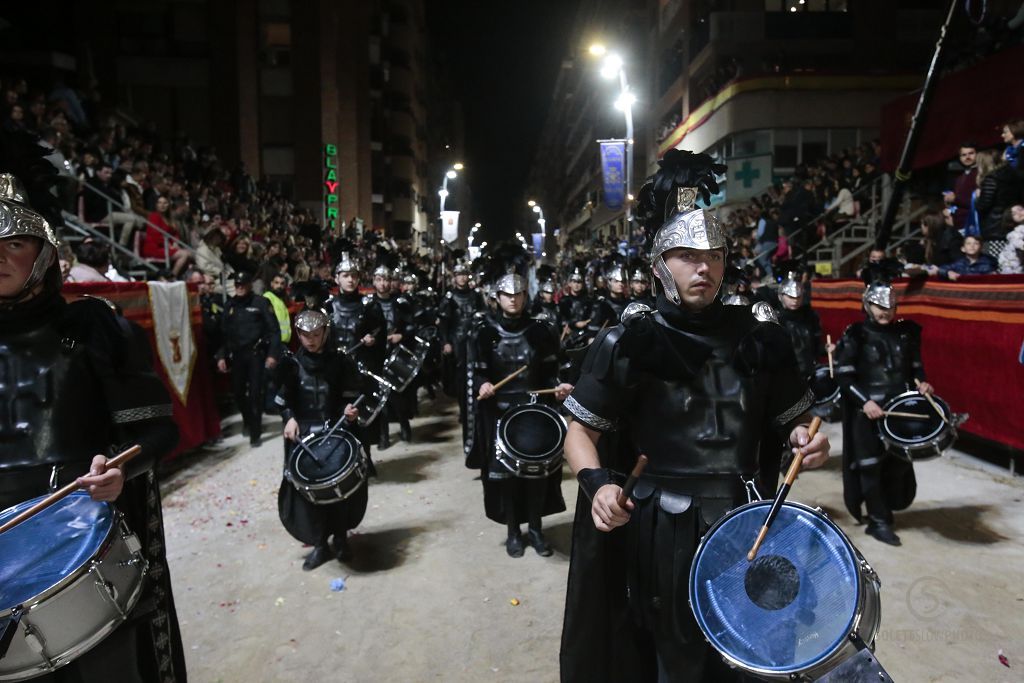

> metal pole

[
  {"left": 620, "top": 68, "right": 634, "bottom": 223},
  {"left": 877, "top": 0, "right": 958, "bottom": 250}
]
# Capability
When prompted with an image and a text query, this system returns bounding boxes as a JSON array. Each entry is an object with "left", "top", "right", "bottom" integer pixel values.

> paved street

[{"left": 162, "top": 399, "right": 1023, "bottom": 682}]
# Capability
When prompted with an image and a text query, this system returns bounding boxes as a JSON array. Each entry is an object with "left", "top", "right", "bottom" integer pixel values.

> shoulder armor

[
  {"left": 534, "top": 312, "right": 551, "bottom": 322},
  {"left": 362, "top": 294, "right": 374, "bottom": 306},
  {"left": 751, "top": 301, "right": 779, "bottom": 324},
  {"left": 620, "top": 302, "right": 652, "bottom": 324},
  {"left": 445, "top": 291, "right": 453, "bottom": 299},
  {"left": 894, "top": 319, "right": 922, "bottom": 334},
  {"left": 472, "top": 311, "right": 486, "bottom": 319}
]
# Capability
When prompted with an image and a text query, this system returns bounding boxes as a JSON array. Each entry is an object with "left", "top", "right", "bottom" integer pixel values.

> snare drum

[
  {"left": 285, "top": 426, "right": 368, "bottom": 505},
  {"left": 0, "top": 492, "right": 147, "bottom": 680},
  {"left": 355, "top": 373, "right": 391, "bottom": 428},
  {"left": 495, "top": 398, "right": 567, "bottom": 479},
  {"left": 382, "top": 345, "right": 421, "bottom": 393},
  {"left": 879, "top": 391, "right": 959, "bottom": 461},
  {"left": 690, "top": 500, "right": 881, "bottom": 681},
  {"left": 810, "top": 364, "right": 841, "bottom": 422}
]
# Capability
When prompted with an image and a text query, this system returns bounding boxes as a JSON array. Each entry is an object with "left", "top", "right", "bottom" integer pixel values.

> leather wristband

[{"left": 576, "top": 468, "right": 612, "bottom": 502}]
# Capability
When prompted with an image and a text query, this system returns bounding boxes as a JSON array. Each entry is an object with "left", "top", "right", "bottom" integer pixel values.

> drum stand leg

[{"left": 814, "top": 636, "right": 894, "bottom": 683}]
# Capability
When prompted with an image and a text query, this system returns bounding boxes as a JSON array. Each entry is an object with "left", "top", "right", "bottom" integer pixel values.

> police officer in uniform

[
  {"left": 439, "top": 260, "right": 484, "bottom": 429},
  {"left": 368, "top": 264, "right": 413, "bottom": 446},
  {"left": 0, "top": 140, "right": 187, "bottom": 682},
  {"left": 216, "top": 271, "right": 283, "bottom": 447},
  {"left": 559, "top": 152, "right": 830, "bottom": 682},
  {"left": 833, "top": 277, "right": 933, "bottom": 546},
  {"left": 629, "top": 268, "right": 655, "bottom": 308},
  {"left": 275, "top": 309, "right": 369, "bottom": 570},
  {"left": 465, "top": 273, "right": 574, "bottom": 557}
]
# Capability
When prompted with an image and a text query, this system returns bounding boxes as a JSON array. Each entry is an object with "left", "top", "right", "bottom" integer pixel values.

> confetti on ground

[
  {"left": 274, "top": 597, "right": 285, "bottom": 607},
  {"left": 509, "top": 598, "right": 520, "bottom": 606},
  {"left": 330, "top": 577, "right": 347, "bottom": 592},
  {"left": 998, "top": 650, "right": 1009, "bottom": 668}
]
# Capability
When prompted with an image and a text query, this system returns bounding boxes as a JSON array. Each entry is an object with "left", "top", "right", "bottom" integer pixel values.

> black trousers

[{"left": 230, "top": 348, "right": 266, "bottom": 435}]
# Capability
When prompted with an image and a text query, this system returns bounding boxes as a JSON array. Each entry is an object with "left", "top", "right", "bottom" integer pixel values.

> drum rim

[
  {"left": 0, "top": 491, "right": 118, "bottom": 616},
  {"left": 688, "top": 499, "right": 863, "bottom": 676},
  {"left": 879, "top": 391, "right": 952, "bottom": 447},
  {"left": 810, "top": 365, "right": 841, "bottom": 405},
  {"left": 288, "top": 430, "right": 365, "bottom": 489},
  {"left": 497, "top": 403, "right": 567, "bottom": 462}
]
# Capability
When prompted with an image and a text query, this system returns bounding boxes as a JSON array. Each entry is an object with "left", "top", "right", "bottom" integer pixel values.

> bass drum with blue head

[
  {"left": 0, "top": 492, "right": 147, "bottom": 680},
  {"left": 689, "top": 500, "right": 881, "bottom": 681}
]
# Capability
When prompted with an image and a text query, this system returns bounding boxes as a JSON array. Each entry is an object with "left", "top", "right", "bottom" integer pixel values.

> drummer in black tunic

[
  {"left": 464, "top": 273, "right": 573, "bottom": 557},
  {"left": 0, "top": 138, "right": 186, "bottom": 682},
  {"left": 833, "top": 277, "right": 933, "bottom": 547},
  {"left": 558, "top": 266, "right": 593, "bottom": 335},
  {"left": 368, "top": 265, "right": 414, "bottom": 447},
  {"left": 275, "top": 309, "right": 369, "bottom": 570},
  {"left": 776, "top": 271, "right": 828, "bottom": 381},
  {"left": 327, "top": 252, "right": 386, "bottom": 367},
  {"left": 439, "top": 261, "right": 484, "bottom": 428},
  {"left": 589, "top": 265, "right": 631, "bottom": 330},
  {"left": 560, "top": 153, "right": 830, "bottom": 683},
  {"left": 529, "top": 278, "right": 562, "bottom": 328}
]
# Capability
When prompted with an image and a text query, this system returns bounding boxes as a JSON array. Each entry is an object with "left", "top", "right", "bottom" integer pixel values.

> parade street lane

[{"left": 163, "top": 399, "right": 1024, "bottom": 682}]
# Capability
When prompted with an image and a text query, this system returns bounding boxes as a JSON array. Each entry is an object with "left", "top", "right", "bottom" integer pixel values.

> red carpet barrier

[
  {"left": 812, "top": 276, "right": 1024, "bottom": 452},
  {"left": 62, "top": 282, "right": 222, "bottom": 458}
]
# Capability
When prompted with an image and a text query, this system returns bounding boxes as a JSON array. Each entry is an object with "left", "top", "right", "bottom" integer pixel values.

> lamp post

[
  {"left": 591, "top": 45, "right": 635, "bottom": 221},
  {"left": 469, "top": 223, "right": 480, "bottom": 249},
  {"left": 437, "top": 162, "right": 463, "bottom": 245},
  {"left": 527, "top": 200, "right": 547, "bottom": 260}
]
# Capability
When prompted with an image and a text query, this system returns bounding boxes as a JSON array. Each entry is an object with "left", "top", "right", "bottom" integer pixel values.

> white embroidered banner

[{"left": 147, "top": 281, "right": 196, "bottom": 405}]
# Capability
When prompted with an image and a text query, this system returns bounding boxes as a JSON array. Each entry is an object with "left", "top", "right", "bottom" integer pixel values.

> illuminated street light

[
  {"left": 453, "top": 162, "right": 465, "bottom": 170},
  {"left": 590, "top": 47, "right": 635, "bottom": 221},
  {"left": 446, "top": 170, "right": 457, "bottom": 179},
  {"left": 438, "top": 189, "right": 448, "bottom": 199},
  {"left": 532, "top": 205, "right": 541, "bottom": 214},
  {"left": 588, "top": 43, "right": 606, "bottom": 57},
  {"left": 614, "top": 91, "right": 637, "bottom": 111},
  {"left": 527, "top": 200, "right": 536, "bottom": 207},
  {"left": 600, "top": 53, "right": 623, "bottom": 80}
]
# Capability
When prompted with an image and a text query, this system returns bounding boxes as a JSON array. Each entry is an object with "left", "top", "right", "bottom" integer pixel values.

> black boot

[
  {"left": 302, "top": 543, "right": 331, "bottom": 571},
  {"left": 400, "top": 419, "right": 412, "bottom": 443},
  {"left": 865, "top": 520, "right": 901, "bottom": 546},
  {"left": 527, "top": 528, "right": 553, "bottom": 557},
  {"left": 334, "top": 534, "right": 353, "bottom": 563},
  {"left": 505, "top": 532, "right": 525, "bottom": 558}
]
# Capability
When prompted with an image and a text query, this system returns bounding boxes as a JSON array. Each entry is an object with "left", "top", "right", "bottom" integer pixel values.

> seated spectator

[
  {"left": 998, "top": 205, "right": 1024, "bottom": 274},
  {"left": 67, "top": 239, "right": 115, "bottom": 283},
  {"left": 1002, "top": 119, "right": 1024, "bottom": 170},
  {"left": 936, "top": 235, "right": 997, "bottom": 280},
  {"left": 141, "top": 195, "right": 192, "bottom": 276},
  {"left": 224, "top": 235, "right": 258, "bottom": 275},
  {"left": 196, "top": 225, "right": 229, "bottom": 291},
  {"left": 904, "top": 212, "right": 962, "bottom": 268}
]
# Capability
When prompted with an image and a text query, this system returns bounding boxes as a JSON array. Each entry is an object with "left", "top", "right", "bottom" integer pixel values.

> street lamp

[{"left": 591, "top": 45, "right": 635, "bottom": 221}]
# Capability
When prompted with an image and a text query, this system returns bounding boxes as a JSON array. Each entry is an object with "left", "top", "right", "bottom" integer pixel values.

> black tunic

[
  {"left": 0, "top": 290, "right": 186, "bottom": 683},
  {"left": 274, "top": 347, "right": 371, "bottom": 545},
  {"left": 560, "top": 295, "right": 812, "bottom": 683},
  {"left": 778, "top": 304, "right": 824, "bottom": 380}
]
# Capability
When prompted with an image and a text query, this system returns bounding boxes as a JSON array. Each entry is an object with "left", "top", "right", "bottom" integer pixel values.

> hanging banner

[
  {"left": 532, "top": 233, "right": 544, "bottom": 259},
  {"left": 147, "top": 281, "right": 196, "bottom": 405},
  {"left": 598, "top": 139, "right": 626, "bottom": 210},
  {"left": 441, "top": 210, "right": 460, "bottom": 243}
]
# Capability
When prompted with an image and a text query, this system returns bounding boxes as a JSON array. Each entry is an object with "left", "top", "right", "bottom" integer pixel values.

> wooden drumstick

[
  {"left": 915, "top": 379, "right": 951, "bottom": 426},
  {"left": 883, "top": 411, "right": 930, "bottom": 420},
  {"left": 748, "top": 417, "right": 822, "bottom": 562},
  {"left": 529, "top": 388, "right": 560, "bottom": 395},
  {"left": 826, "top": 334, "right": 834, "bottom": 378},
  {"left": 617, "top": 455, "right": 649, "bottom": 509},
  {"left": 0, "top": 445, "right": 143, "bottom": 535},
  {"left": 478, "top": 364, "right": 529, "bottom": 400}
]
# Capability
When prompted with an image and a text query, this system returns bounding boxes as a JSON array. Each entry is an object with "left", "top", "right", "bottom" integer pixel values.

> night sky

[{"left": 426, "top": 0, "right": 581, "bottom": 241}]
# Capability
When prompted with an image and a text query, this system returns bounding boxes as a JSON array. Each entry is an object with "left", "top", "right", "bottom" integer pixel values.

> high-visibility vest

[{"left": 263, "top": 291, "right": 292, "bottom": 343}]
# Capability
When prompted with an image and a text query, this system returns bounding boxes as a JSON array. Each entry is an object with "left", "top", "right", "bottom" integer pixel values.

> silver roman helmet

[
  {"left": 780, "top": 271, "right": 803, "bottom": 299},
  {"left": 372, "top": 264, "right": 391, "bottom": 278},
  {"left": 863, "top": 282, "right": 895, "bottom": 310},
  {"left": 568, "top": 266, "right": 584, "bottom": 283},
  {"left": 606, "top": 264, "right": 626, "bottom": 283},
  {"left": 453, "top": 260, "right": 470, "bottom": 275},
  {"left": 0, "top": 173, "right": 60, "bottom": 300},
  {"left": 402, "top": 273, "right": 418, "bottom": 286},
  {"left": 639, "top": 150, "right": 727, "bottom": 306},
  {"left": 334, "top": 251, "right": 358, "bottom": 275},
  {"left": 629, "top": 268, "right": 648, "bottom": 284},
  {"left": 294, "top": 308, "right": 330, "bottom": 333},
  {"left": 540, "top": 279, "right": 556, "bottom": 294},
  {"left": 495, "top": 273, "right": 527, "bottom": 296}
]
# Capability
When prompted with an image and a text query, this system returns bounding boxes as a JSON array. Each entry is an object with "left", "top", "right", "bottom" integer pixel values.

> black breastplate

[
  {"left": 606, "top": 296, "right": 628, "bottom": 321},
  {"left": 566, "top": 295, "right": 590, "bottom": 322},
  {"left": 780, "top": 313, "right": 817, "bottom": 378},
  {"left": 293, "top": 352, "right": 332, "bottom": 424},
  {"left": 330, "top": 297, "right": 363, "bottom": 349},
  {"left": 0, "top": 322, "right": 114, "bottom": 484},
  {"left": 377, "top": 297, "right": 397, "bottom": 329},
  {"left": 452, "top": 290, "right": 478, "bottom": 340},
  {"left": 491, "top": 324, "right": 536, "bottom": 404},
  {"left": 856, "top": 325, "right": 912, "bottom": 396},
  {"left": 628, "top": 322, "right": 766, "bottom": 478}
]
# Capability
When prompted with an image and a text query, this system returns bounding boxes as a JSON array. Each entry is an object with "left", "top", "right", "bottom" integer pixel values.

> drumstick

[
  {"left": 883, "top": 411, "right": 930, "bottom": 420},
  {"left": 344, "top": 327, "right": 382, "bottom": 355},
  {"left": 616, "top": 454, "right": 649, "bottom": 508},
  {"left": 560, "top": 324, "right": 570, "bottom": 342},
  {"left": 915, "top": 379, "right": 951, "bottom": 426},
  {"left": 0, "top": 445, "right": 143, "bottom": 535},
  {"left": 529, "top": 388, "right": 560, "bottom": 395},
  {"left": 826, "top": 334, "right": 834, "bottom": 378},
  {"left": 748, "top": 417, "right": 822, "bottom": 562},
  {"left": 479, "top": 364, "right": 528, "bottom": 399}
]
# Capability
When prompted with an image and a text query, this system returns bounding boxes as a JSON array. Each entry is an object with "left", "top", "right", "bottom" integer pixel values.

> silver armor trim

[
  {"left": 564, "top": 395, "right": 618, "bottom": 432},
  {"left": 773, "top": 388, "right": 814, "bottom": 427},
  {"left": 111, "top": 404, "right": 174, "bottom": 424},
  {"left": 751, "top": 301, "right": 779, "bottom": 324}
]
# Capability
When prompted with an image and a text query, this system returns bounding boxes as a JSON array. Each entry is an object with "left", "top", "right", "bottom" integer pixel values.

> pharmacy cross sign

[{"left": 735, "top": 160, "right": 761, "bottom": 189}]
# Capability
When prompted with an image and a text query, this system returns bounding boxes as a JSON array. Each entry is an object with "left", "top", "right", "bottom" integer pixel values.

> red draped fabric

[
  {"left": 63, "top": 282, "right": 222, "bottom": 459},
  {"left": 812, "top": 276, "right": 1024, "bottom": 452}
]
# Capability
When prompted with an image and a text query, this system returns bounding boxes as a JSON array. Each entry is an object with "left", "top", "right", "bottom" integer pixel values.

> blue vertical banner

[
  {"left": 532, "top": 233, "right": 544, "bottom": 259},
  {"left": 599, "top": 139, "right": 626, "bottom": 210}
]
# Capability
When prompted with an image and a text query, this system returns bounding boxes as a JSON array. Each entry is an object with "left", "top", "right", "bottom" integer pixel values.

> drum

[
  {"left": 381, "top": 345, "right": 422, "bottom": 393},
  {"left": 810, "top": 364, "right": 841, "bottom": 422},
  {"left": 355, "top": 370, "right": 391, "bottom": 428},
  {"left": 495, "top": 399, "right": 567, "bottom": 479},
  {"left": 285, "top": 425, "right": 367, "bottom": 505},
  {"left": 690, "top": 500, "right": 881, "bottom": 681},
  {"left": 878, "top": 391, "right": 959, "bottom": 461},
  {"left": 0, "top": 492, "right": 147, "bottom": 680}
]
